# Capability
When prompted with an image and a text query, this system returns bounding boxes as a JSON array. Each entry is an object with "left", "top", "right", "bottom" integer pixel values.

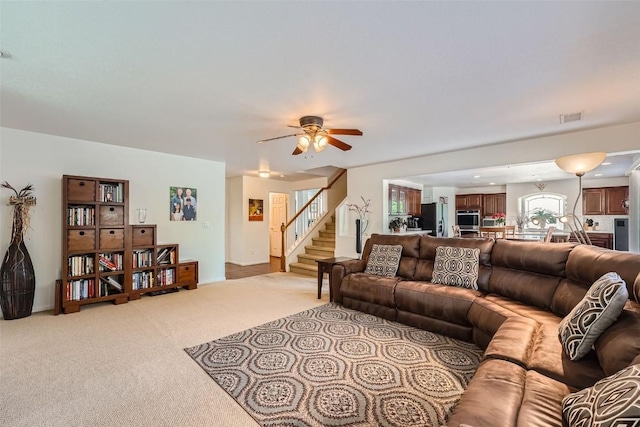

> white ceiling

[
  {"left": 406, "top": 152, "right": 639, "bottom": 188},
  {"left": 1, "top": 2, "right": 640, "bottom": 182}
]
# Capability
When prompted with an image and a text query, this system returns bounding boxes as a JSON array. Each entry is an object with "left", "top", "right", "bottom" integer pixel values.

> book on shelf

[
  {"left": 157, "top": 248, "right": 174, "bottom": 264},
  {"left": 101, "top": 276, "right": 123, "bottom": 291},
  {"left": 99, "top": 256, "right": 117, "bottom": 271}
]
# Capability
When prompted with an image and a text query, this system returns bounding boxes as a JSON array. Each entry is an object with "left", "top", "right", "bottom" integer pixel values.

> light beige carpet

[{"left": 0, "top": 273, "right": 326, "bottom": 427}]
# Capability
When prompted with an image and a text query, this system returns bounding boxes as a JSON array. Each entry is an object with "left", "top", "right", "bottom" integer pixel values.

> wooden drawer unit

[
  {"left": 67, "top": 178, "right": 97, "bottom": 202},
  {"left": 67, "top": 229, "right": 96, "bottom": 252},
  {"left": 99, "top": 205, "right": 124, "bottom": 226},
  {"left": 131, "top": 225, "right": 156, "bottom": 247},
  {"left": 99, "top": 228, "right": 125, "bottom": 250},
  {"left": 178, "top": 261, "right": 198, "bottom": 290}
]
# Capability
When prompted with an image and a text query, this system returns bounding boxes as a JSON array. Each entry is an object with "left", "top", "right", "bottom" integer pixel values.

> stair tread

[
  {"left": 313, "top": 237, "right": 335, "bottom": 241},
  {"left": 305, "top": 245, "right": 335, "bottom": 251}
]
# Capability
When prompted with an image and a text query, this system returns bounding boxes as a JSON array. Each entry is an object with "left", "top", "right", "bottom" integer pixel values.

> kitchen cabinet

[
  {"left": 456, "top": 194, "right": 483, "bottom": 211},
  {"left": 389, "top": 184, "right": 422, "bottom": 215},
  {"left": 605, "top": 186, "right": 629, "bottom": 215},
  {"left": 583, "top": 186, "right": 628, "bottom": 215},
  {"left": 482, "top": 193, "right": 506, "bottom": 217},
  {"left": 583, "top": 188, "right": 605, "bottom": 215}
]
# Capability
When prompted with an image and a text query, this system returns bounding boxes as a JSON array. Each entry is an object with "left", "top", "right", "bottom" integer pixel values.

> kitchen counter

[{"left": 384, "top": 229, "right": 432, "bottom": 235}]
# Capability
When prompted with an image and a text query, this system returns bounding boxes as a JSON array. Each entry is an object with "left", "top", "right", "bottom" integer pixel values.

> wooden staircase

[{"left": 289, "top": 216, "right": 335, "bottom": 277}]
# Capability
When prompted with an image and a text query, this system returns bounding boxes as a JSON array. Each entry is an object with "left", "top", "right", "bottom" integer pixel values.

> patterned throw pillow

[
  {"left": 558, "top": 272, "right": 628, "bottom": 361},
  {"left": 562, "top": 363, "right": 640, "bottom": 427},
  {"left": 431, "top": 246, "right": 480, "bottom": 290},
  {"left": 364, "top": 244, "right": 403, "bottom": 277}
]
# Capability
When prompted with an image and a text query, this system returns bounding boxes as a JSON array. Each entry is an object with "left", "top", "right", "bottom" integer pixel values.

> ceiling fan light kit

[
  {"left": 259, "top": 115, "right": 362, "bottom": 155},
  {"left": 258, "top": 170, "right": 270, "bottom": 178}
]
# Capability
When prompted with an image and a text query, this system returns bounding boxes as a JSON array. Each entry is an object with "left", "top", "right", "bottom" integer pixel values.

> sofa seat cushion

[
  {"left": 395, "top": 281, "right": 481, "bottom": 327},
  {"left": 484, "top": 316, "right": 540, "bottom": 368},
  {"left": 340, "top": 272, "right": 400, "bottom": 308},
  {"left": 446, "top": 359, "right": 526, "bottom": 427},
  {"left": 484, "top": 294, "right": 562, "bottom": 326},
  {"left": 517, "top": 370, "right": 574, "bottom": 427},
  {"left": 529, "top": 323, "right": 605, "bottom": 390}
]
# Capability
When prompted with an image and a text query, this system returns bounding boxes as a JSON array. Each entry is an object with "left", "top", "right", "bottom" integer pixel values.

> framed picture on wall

[
  {"left": 170, "top": 186, "right": 198, "bottom": 221},
  {"left": 249, "top": 199, "right": 264, "bottom": 221}
]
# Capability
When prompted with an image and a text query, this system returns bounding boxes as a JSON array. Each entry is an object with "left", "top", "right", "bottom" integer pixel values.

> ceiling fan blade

[
  {"left": 326, "top": 129, "right": 363, "bottom": 136},
  {"left": 292, "top": 147, "right": 303, "bottom": 155},
  {"left": 326, "top": 135, "right": 352, "bottom": 151},
  {"left": 287, "top": 125, "right": 302, "bottom": 129},
  {"left": 257, "top": 133, "right": 300, "bottom": 143}
]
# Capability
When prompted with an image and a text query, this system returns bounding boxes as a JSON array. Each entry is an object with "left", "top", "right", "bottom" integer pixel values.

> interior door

[{"left": 270, "top": 192, "right": 288, "bottom": 257}]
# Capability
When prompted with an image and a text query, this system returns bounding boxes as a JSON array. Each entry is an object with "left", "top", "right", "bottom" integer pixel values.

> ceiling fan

[{"left": 257, "top": 116, "right": 363, "bottom": 155}]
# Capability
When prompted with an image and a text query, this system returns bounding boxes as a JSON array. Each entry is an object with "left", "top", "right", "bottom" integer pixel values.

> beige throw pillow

[
  {"left": 558, "top": 272, "right": 628, "bottom": 361},
  {"left": 562, "top": 363, "right": 640, "bottom": 426},
  {"left": 432, "top": 246, "right": 480, "bottom": 290},
  {"left": 364, "top": 244, "right": 403, "bottom": 277}
]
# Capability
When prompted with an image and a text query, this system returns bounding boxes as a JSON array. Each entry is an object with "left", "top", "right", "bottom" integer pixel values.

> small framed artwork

[
  {"left": 249, "top": 199, "right": 264, "bottom": 221},
  {"left": 170, "top": 186, "right": 198, "bottom": 221}
]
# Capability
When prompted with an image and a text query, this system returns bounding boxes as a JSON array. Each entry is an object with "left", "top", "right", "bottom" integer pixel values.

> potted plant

[
  {"left": 389, "top": 217, "right": 407, "bottom": 233},
  {"left": 1, "top": 182, "right": 37, "bottom": 319},
  {"left": 529, "top": 208, "right": 557, "bottom": 229},
  {"left": 492, "top": 212, "right": 506, "bottom": 226}
]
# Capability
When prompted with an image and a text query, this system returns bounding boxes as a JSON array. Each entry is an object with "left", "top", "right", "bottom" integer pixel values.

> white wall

[
  {"left": 0, "top": 127, "right": 226, "bottom": 313},
  {"left": 456, "top": 185, "right": 507, "bottom": 194},
  {"left": 630, "top": 170, "right": 640, "bottom": 252},
  {"left": 225, "top": 175, "right": 328, "bottom": 266},
  {"left": 336, "top": 121, "right": 640, "bottom": 258}
]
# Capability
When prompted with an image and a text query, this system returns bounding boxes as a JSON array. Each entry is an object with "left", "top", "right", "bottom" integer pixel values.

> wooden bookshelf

[
  {"left": 60, "top": 175, "right": 198, "bottom": 314},
  {"left": 61, "top": 175, "right": 130, "bottom": 314}
]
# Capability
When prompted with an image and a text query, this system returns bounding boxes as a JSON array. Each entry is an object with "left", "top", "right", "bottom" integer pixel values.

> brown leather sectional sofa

[{"left": 330, "top": 233, "right": 640, "bottom": 427}]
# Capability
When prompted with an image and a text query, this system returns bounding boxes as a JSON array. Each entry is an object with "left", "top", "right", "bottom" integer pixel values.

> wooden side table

[{"left": 316, "top": 257, "right": 355, "bottom": 301}]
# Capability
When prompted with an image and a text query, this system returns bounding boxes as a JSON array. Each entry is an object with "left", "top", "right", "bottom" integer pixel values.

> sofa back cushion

[
  {"left": 563, "top": 244, "right": 640, "bottom": 303},
  {"left": 362, "top": 234, "right": 421, "bottom": 279},
  {"left": 415, "top": 236, "right": 494, "bottom": 290},
  {"left": 488, "top": 240, "right": 574, "bottom": 309},
  {"left": 594, "top": 302, "right": 640, "bottom": 376}
]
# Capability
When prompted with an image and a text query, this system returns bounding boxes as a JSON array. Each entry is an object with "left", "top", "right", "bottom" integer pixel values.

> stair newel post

[{"left": 280, "top": 222, "right": 286, "bottom": 272}]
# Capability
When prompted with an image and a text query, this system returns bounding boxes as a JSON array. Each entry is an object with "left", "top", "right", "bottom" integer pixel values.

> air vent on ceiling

[{"left": 559, "top": 111, "right": 583, "bottom": 124}]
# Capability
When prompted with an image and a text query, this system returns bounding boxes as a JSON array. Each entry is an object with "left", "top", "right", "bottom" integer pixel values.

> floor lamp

[{"left": 554, "top": 152, "right": 607, "bottom": 245}]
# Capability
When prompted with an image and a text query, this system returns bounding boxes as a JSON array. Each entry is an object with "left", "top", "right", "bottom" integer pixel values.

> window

[{"left": 520, "top": 193, "right": 566, "bottom": 230}]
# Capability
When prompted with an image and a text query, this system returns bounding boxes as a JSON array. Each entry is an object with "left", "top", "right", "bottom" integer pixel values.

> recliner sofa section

[{"left": 330, "top": 233, "right": 640, "bottom": 427}]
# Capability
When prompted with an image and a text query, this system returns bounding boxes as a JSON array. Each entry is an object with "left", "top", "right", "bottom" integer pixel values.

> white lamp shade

[
  {"left": 313, "top": 135, "right": 328, "bottom": 152},
  {"left": 555, "top": 152, "right": 606, "bottom": 175},
  {"left": 296, "top": 135, "right": 310, "bottom": 152},
  {"left": 258, "top": 170, "right": 270, "bottom": 178}
]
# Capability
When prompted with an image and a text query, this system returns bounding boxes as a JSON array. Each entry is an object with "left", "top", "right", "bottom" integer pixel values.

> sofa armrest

[
  {"left": 331, "top": 259, "right": 367, "bottom": 304},
  {"left": 484, "top": 316, "right": 539, "bottom": 368}
]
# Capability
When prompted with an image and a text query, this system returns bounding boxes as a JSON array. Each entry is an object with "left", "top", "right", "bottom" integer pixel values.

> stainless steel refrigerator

[{"left": 420, "top": 203, "right": 448, "bottom": 237}]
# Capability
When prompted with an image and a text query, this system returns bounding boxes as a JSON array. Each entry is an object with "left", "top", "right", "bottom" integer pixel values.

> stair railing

[{"left": 280, "top": 169, "right": 347, "bottom": 271}]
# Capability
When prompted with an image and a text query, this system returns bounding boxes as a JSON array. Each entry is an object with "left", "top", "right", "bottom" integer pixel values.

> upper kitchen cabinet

[
  {"left": 482, "top": 193, "right": 506, "bottom": 217},
  {"left": 456, "top": 194, "right": 483, "bottom": 211},
  {"left": 389, "top": 184, "right": 422, "bottom": 215},
  {"left": 605, "top": 186, "right": 629, "bottom": 215},
  {"left": 583, "top": 186, "right": 629, "bottom": 215}
]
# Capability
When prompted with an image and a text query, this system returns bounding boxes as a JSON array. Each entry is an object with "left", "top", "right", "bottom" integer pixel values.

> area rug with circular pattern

[{"left": 184, "top": 303, "right": 482, "bottom": 427}]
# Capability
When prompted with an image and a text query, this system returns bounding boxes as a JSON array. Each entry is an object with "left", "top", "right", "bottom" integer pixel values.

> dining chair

[
  {"left": 480, "top": 226, "right": 506, "bottom": 239},
  {"left": 452, "top": 225, "right": 461, "bottom": 237},
  {"left": 544, "top": 226, "right": 556, "bottom": 243},
  {"left": 505, "top": 225, "right": 516, "bottom": 238}
]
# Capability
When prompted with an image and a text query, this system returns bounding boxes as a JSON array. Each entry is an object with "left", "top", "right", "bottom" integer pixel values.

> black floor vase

[{"left": 0, "top": 241, "right": 36, "bottom": 320}]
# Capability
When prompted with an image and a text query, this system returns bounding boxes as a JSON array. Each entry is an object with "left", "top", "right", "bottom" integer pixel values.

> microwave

[
  {"left": 482, "top": 218, "right": 499, "bottom": 227},
  {"left": 456, "top": 210, "right": 480, "bottom": 230}
]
